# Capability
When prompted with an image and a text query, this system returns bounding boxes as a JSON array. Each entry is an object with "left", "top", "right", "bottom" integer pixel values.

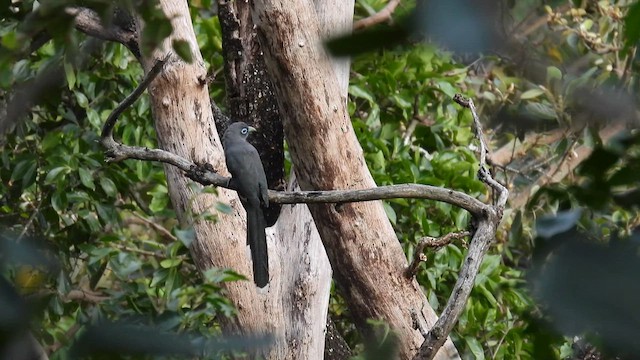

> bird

[{"left": 222, "top": 122, "right": 269, "bottom": 288}]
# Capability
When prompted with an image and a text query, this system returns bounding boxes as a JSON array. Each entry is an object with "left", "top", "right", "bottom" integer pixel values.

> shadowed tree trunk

[{"left": 249, "top": 0, "right": 460, "bottom": 358}]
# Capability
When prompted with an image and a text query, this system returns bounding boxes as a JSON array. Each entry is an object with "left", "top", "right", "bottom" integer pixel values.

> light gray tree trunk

[
  {"left": 140, "top": 0, "right": 330, "bottom": 358},
  {"left": 250, "top": 0, "right": 460, "bottom": 358}
]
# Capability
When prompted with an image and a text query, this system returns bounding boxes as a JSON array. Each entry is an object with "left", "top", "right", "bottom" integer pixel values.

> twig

[
  {"left": 405, "top": 231, "right": 471, "bottom": 278},
  {"left": 353, "top": 0, "right": 402, "bottom": 30},
  {"left": 65, "top": 289, "right": 109, "bottom": 303},
  {"left": 455, "top": 94, "right": 508, "bottom": 211},
  {"left": 413, "top": 95, "right": 508, "bottom": 360},
  {"left": 47, "top": 323, "right": 81, "bottom": 354},
  {"left": 127, "top": 213, "right": 177, "bottom": 242},
  {"left": 101, "top": 56, "right": 168, "bottom": 140},
  {"left": 509, "top": 121, "right": 625, "bottom": 209}
]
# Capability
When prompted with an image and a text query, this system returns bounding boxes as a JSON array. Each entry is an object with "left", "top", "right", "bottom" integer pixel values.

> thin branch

[
  {"left": 47, "top": 323, "right": 81, "bottom": 355},
  {"left": 510, "top": 122, "right": 626, "bottom": 209},
  {"left": 353, "top": 0, "right": 402, "bottom": 30},
  {"left": 455, "top": 94, "right": 509, "bottom": 212},
  {"left": 270, "top": 185, "right": 486, "bottom": 215},
  {"left": 65, "top": 289, "right": 109, "bottom": 303},
  {"left": 413, "top": 95, "right": 509, "bottom": 360},
  {"left": 101, "top": 56, "right": 168, "bottom": 140},
  {"left": 127, "top": 213, "right": 177, "bottom": 242},
  {"left": 405, "top": 231, "right": 471, "bottom": 279}
]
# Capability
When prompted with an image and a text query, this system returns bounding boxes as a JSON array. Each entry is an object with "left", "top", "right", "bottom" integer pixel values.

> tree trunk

[
  {"left": 140, "top": 0, "right": 270, "bottom": 338},
  {"left": 139, "top": 0, "right": 330, "bottom": 358},
  {"left": 217, "top": 0, "right": 332, "bottom": 358},
  {"left": 250, "top": 0, "right": 460, "bottom": 358}
]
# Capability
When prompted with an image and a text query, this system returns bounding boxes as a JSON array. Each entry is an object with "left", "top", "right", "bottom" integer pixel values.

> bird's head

[{"left": 225, "top": 122, "right": 257, "bottom": 141}]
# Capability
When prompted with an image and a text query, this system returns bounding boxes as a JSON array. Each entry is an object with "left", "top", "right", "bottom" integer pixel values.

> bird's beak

[{"left": 248, "top": 126, "right": 257, "bottom": 133}]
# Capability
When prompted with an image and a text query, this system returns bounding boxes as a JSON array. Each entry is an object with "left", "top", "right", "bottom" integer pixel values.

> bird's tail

[{"left": 246, "top": 206, "right": 269, "bottom": 287}]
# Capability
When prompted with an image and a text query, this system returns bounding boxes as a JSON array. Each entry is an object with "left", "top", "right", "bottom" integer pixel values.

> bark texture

[
  {"left": 140, "top": 1, "right": 331, "bottom": 358},
  {"left": 140, "top": 0, "right": 277, "bottom": 354},
  {"left": 217, "top": 0, "right": 332, "bottom": 358},
  {"left": 218, "top": 0, "right": 285, "bottom": 226},
  {"left": 141, "top": 0, "right": 273, "bottom": 337},
  {"left": 250, "top": 0, "right": 459, "bottom": 359}
]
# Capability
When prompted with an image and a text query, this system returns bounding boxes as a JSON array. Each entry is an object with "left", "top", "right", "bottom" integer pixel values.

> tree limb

[
  {"left": 99, "top": 61, "right": 489, "bottom": 218},
  {"left": 353, "top": 0, "right": 402, "bottom": 30},
  {"left": 405, "top": 231, "right": 471, "bottom": 279},
  {"left": 65, "top": 6, "right": 140, "bottom": 58},
  {"left": 412, "top": 96, "right": 508, "bottom": 360}
]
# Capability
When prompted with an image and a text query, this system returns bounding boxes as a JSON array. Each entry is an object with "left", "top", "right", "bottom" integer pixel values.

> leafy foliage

[
  {"left": 0, "top": 2, "right": 239, "bottom": 357},
  {"left": 1, "top": 0, "right": 639, "bottom": 359}
]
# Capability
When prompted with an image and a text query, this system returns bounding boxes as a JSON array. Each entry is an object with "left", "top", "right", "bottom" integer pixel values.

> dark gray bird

[{"left": 222, "top": 122, "right": 269, "bottom": 287}]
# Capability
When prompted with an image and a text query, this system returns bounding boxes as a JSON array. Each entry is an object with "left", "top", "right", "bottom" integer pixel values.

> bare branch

[
  {"left": 353, "top": 0, "right": 402, "bottom": 30},
  {"left": 454, "top": 94, "right": 509, "bottom": 212},
  {"left": 65, "top": 6, "right": 140, "bottom": 58},
  {"left": 405, "top": 231, "right": 471, "bottom": 279},
  {"left": 65, "top": 289, "right": 109, "bottom": 303},
  {"left": 413, "top": 95, "right": 509, "bottom": 360},
  {"left": 100, "top": 65, "right": 489, "bottom": 218},
  {"left": 101, "top": 56, "right": 168, "bottom": 140},
  {"left": 126, "top": 213, "right": 177, "bottom": 242},
  {"left": 270, "top": 185, "right": 486, "bottom": 214}
]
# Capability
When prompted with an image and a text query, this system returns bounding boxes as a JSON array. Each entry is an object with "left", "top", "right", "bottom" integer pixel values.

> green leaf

[
  {"left": 383, "top": 202, "right": 397, "bottom": 225},
  {"left": 64, "top": 61, "right": 76, "bottom": 90},
  {"left": 11, "top": 159, "right": 33, "bottom": 182},
  {"left": 149, "top": 192, "right": 169, "bottom": 213},
  {"left": 22, "top": 161, "right": 37, "bottom": 189},
  {"left": 520, "top": 88, "right": 545, "bottom": 100},
  {"left": 349, "top": 85, "right": 375, "bottom": 103},
  {"left": 51, "top": 192, "right": 67, "bottom": 213},
  {"left": 465, "top": 337, "right": 486, "bottom": 359},
  {"left": 99, "top": 177, "right": 117, "bottom": 197},
  {"left": 75, "top": 92, "right": 88, "bottom": 108},
  {"left": 1, "top": 32, "right": 18, "bottom": 50},
  {"left": 546, "top": 66, "right": 562, "bottom": 81},
  {"left": 151, "top": 268, "right": 168, "bottom": 287},
  {"left": 42, "top": 132, "right": 61, "bottom": 152},
  {"left": 172, "top": 39, "right": 193, "bottom": 63},
  {"left": 78, "top": 168, "right": 95, "bottom": 190},
  {"left": 45, "top": 166, "right": 68, "bottom": 184},
  {"left": 160, "top": 258, "right": 182, "bottom": 268},
  {"left": 436, "top": 81, "right": 456, "bottom": 98},
  {"left": 523, "top": 102, "right": 557, "bottom": 120},
  {"left": 174, "top": 227, "right": 195, "bottom": 247}
]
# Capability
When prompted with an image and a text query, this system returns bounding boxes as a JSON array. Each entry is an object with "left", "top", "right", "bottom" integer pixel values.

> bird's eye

[{"left": 241, "top": 127, "right": 248, "bottom": 135}]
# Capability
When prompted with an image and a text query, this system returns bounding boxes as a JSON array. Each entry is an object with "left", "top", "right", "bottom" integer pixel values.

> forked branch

[{"left": 412, "top": 96, "right": 508, "bottom": 360}]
